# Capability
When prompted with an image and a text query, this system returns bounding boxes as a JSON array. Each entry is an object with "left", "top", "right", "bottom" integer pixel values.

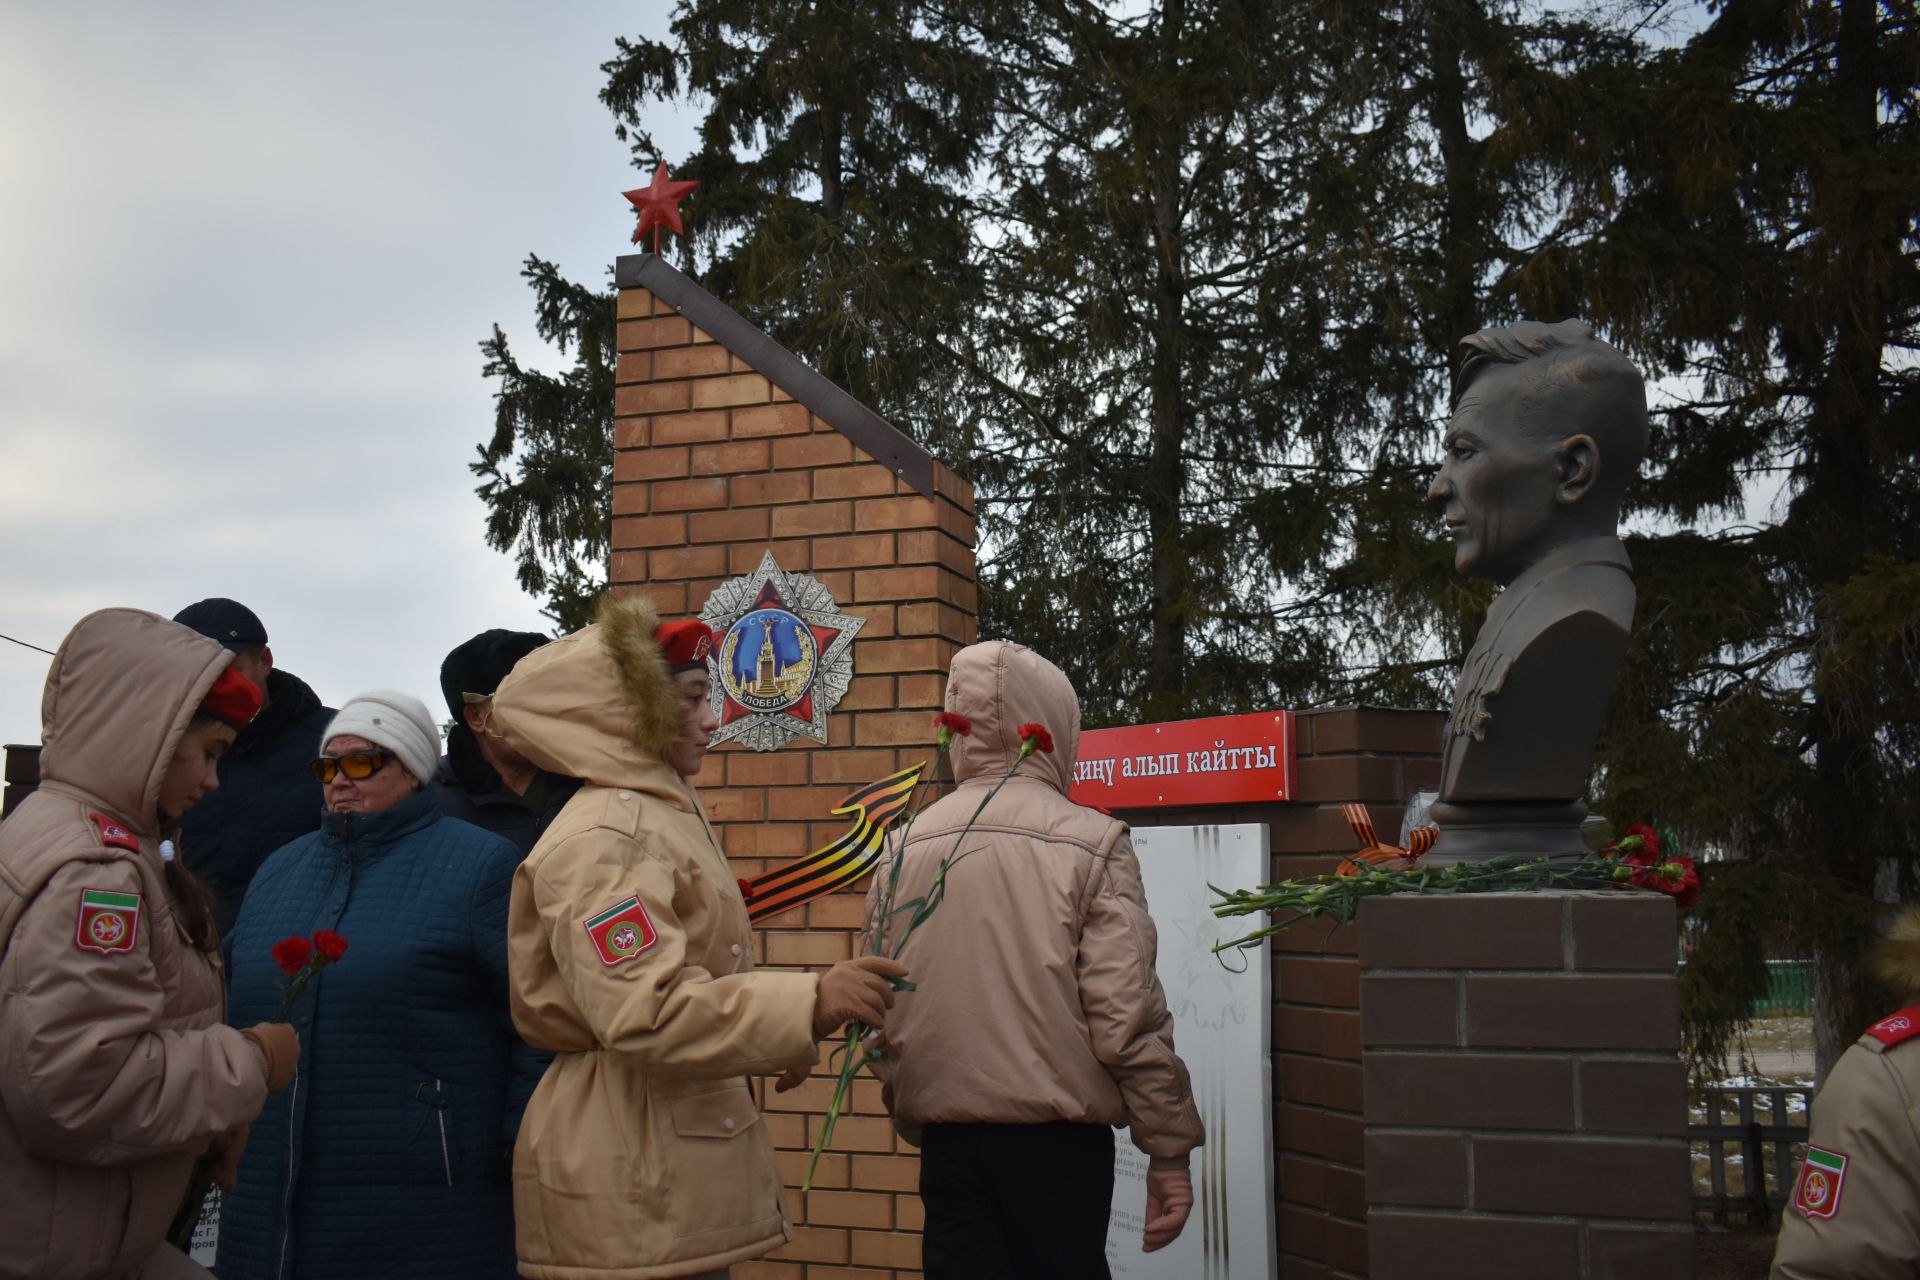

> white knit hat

[{"left": 320, "top": 690, "right": 441, "bottom": 784}]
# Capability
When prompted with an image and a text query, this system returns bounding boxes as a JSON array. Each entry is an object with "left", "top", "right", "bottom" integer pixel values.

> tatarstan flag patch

[
  {"left": 583, "top": 894, "right": 658, "bottom": 967},
  {"left": 1794, "top": 1146, "right": 1848, "bottom": 1219},
  {"left": 75, "top": 888, "right": 141, "bottom": 955}
]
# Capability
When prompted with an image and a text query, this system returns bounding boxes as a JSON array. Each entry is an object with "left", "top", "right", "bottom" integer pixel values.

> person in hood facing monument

[
  {"left": 0, "top": 609, "right": 297, "bottom": 1280},
  {"left": 431, "top": 628, "right": 580, "bottom": 853},
  {"left": 172, "top": 597, "right": 335, "bottom": 931},
  {"left": 1771, "top": 908, "right": 1920, "bottom": 1279},
  {"left": 490, "top": 596, "right": 907, "bottom": 1280},
  {"left": 866, "top": 640, "right": 1203, "bottom": 1280}
]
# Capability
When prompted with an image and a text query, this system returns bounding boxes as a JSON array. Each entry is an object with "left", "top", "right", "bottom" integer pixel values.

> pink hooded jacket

[
  {"left": 0, "top": 609, "right": 270, "bottom": 1280},
  {"left": 864, "top": 641, "right": 1204, "bottom": 1164}
]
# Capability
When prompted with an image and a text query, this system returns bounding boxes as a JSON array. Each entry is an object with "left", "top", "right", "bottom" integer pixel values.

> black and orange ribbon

[
  {"left": 739, "top": 764, "right": 926, "bottom": 922},
  {"left": 1335, "top": 802, "right": 1437, "bottom": 876}
]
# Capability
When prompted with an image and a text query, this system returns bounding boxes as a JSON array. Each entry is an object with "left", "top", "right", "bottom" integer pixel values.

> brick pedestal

[{"left": 1358, "top": 892, "right": 1691, "bottom": 1280}]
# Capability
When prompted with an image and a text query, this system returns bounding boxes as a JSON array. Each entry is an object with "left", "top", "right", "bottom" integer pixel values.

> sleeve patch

[
  {"left": 1793, "top": 1146, "right": 1849, "bottom": 1220},
  {"left": 87, "top": 812, "right": 140, "bottom": 853},
  {"left": 583, "top": 893, "right": 659, "bottom": 967},
  {"left": 75, "top": 888, "right": 142, "bottom": 955}
]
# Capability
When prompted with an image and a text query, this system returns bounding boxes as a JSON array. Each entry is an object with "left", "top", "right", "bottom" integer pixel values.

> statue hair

[{"left": 1453, "top": 318, "right": 1650, "bottom": 488}]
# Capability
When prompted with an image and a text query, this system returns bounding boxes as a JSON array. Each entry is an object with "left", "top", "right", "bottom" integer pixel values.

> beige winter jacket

[
  {"left": 864, "top": 641, "right": 1204, "bottom": 1163},
  {"left": 0, "top": 609, "right": 271, "bottom": 1280},
  {"left": 493, "top": 597, "right": 819, "bottom": 1280},
  {"left": 1773, "top": 909, "right": 1920, "bottom": 1279}
]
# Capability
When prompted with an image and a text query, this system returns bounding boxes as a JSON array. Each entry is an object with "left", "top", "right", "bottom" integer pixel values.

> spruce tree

[
  {"left": 1543, "top": 0, "right": 1920, "bottom": 1076},
  {"left": 599, "top": 0, "right": 994, "bottom": 458},
  {"left": 474, "top": 1, "right": 994, "bottom": 627},
  {"left": 474, "top": 257, "right": 619, "bottom": 632}
]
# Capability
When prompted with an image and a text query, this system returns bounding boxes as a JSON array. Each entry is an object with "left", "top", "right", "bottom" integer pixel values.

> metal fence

[
  {"left": 1690, "top": 1084, "right": 1813, "bottom": 1223},
  {"left": 1754, "top": 959, "right": 1815, "bottom": 1016}
]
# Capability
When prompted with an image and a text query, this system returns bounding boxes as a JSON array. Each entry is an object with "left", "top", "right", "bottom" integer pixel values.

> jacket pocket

[
  {"left": 408, "top": 1078, "right": 459, "bottom": 1185},
  {"left": 664, "top": 1085, "right": 780, "bottom": 1241},
  {"left": 669, "top": 1087, "right": 760, "bottom": 1141}
]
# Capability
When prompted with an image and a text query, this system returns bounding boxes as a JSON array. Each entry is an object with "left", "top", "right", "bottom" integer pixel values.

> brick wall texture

[
  {"left": 1119, "top": 705, "right": 1445, "bottom": 1280},
  {"left": 612, "top": 282, "right": 976, "bottom": 1280},
  {"left": 1357, "top": 892, "right": 1692, "bottom": 1280}
]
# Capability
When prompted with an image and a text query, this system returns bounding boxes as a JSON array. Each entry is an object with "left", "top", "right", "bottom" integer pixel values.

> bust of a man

[{"left": 1426, "top": 319, "right": 1648, "bottom": 860}]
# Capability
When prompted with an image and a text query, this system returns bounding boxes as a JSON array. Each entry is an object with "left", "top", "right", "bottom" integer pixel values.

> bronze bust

[{"left": 1425, "top": 320, "right": 1648, "bottom": 861}]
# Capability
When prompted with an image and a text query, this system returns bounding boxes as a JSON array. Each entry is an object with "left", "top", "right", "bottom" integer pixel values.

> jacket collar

[{"left": 319, "top": 787, "right": 441, "bottom": 855}]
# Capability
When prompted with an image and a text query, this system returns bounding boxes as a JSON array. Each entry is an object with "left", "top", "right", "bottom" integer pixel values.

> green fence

[{"left": 1755, "top": 959, "right": 1814, "bottom": 1017}]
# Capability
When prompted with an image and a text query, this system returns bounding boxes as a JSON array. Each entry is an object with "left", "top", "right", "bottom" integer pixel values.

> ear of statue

[{"left": 1555, "top": 434, "right": 1599, "bottom": 506}]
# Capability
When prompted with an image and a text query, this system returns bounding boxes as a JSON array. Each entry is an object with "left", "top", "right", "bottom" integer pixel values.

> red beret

[
  {"left": 656, "top": 619, "right": 715, "bottom": 673},
  {"left": 200, "top": 667, "right": 263, "bottom": 728}
]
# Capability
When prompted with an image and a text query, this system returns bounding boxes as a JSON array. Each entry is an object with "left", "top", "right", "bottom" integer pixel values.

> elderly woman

[
  {"left": 0, "top": 608, "right": 295, "bottom": 1280},
  {"left": 217, "top": 691, "right": 545, "bottom": 1280}
]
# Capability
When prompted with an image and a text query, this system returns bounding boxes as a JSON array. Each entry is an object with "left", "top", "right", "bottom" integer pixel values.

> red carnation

[
  {"left": 933, "top": 712, "right": 973, "bottom": 741},
  {"left": 312, "top": 930, "right": 349, "bottom": 963},
  {"left": 1656, "top": 857, "right": 1701, "bottom": 909},
  {"left": 1017, "top": 722, "right": 1055, "bottom": 755},
  {"left": 737, "top": 877, "right": 756, "bottom": 901},
  {"left": 271, "top": 935, "right": 313, "bottom": 977},
  {"left": 1624, "top": 823, "right": 1662, "bottom": 859},
  {"left": 1616, "top": 844, "right": 1700, "bottom": 911}
]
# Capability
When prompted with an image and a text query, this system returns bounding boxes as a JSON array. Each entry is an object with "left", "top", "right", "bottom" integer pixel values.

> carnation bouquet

[{"left": 1211, "top": 820, "right": 1699, "bottom": 954}]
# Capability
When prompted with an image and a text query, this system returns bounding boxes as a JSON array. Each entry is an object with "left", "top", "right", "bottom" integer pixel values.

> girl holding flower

[{"left": 0, "top": 609, "right": 295, "bottom": 1280}]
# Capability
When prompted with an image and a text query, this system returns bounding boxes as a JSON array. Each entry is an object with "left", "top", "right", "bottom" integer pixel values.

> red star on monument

[{"left": 623, "top": 162, "right": 700, "bottom": 253}]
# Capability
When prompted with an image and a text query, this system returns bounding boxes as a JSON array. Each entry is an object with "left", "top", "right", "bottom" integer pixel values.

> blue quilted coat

[{"left": 216, "top": 789, "right": 547, "bottom": 1280}]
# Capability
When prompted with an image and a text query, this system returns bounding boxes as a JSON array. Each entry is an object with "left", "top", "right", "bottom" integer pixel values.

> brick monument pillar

[
  {"left": 608, "top": 252, "right": 976, "bottom": 1279},
  {"left": 1358, "top": 892, "right": 1692, "bottom": 1279}
]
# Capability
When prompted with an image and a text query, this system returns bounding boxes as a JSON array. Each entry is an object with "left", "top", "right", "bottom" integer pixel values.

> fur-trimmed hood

[
  {"left": 489, "top": 595, "right": 684, "bottom": 791},
  {"left": 1873, "top": 907, "right": 1920, "bottom": 1003}
]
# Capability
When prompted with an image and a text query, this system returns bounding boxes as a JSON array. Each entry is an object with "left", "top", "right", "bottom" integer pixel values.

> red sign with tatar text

[{"left": 1068, "top": 710, "right": 1296, "bottom": 810}]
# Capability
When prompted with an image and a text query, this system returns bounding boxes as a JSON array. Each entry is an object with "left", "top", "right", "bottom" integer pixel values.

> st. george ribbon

[{"left": 739, "top": 764, "right": 925, "bottom": 922}]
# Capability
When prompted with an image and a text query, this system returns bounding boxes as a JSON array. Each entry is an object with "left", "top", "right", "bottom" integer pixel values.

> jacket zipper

[
  {"left": 277, "top": 1066, "right": 299, "bottom": 1280},
  {"left": 435, "top": 1077, "right": 453, "bottom": 1186}
]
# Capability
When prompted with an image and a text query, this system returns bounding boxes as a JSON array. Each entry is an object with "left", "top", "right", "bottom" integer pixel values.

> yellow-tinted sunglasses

[{"left": 309, "top": 750, "right": 396, "bottom": 784}]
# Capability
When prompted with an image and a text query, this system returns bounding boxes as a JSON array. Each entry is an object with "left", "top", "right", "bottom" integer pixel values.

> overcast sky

[{"left": 0, "top": 2, "right": 696, "bottom": 748}]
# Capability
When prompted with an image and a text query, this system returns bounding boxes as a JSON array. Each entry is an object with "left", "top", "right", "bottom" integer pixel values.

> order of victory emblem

[{"left": 700, "top": 552, "right": 864, "bottom": 752}]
